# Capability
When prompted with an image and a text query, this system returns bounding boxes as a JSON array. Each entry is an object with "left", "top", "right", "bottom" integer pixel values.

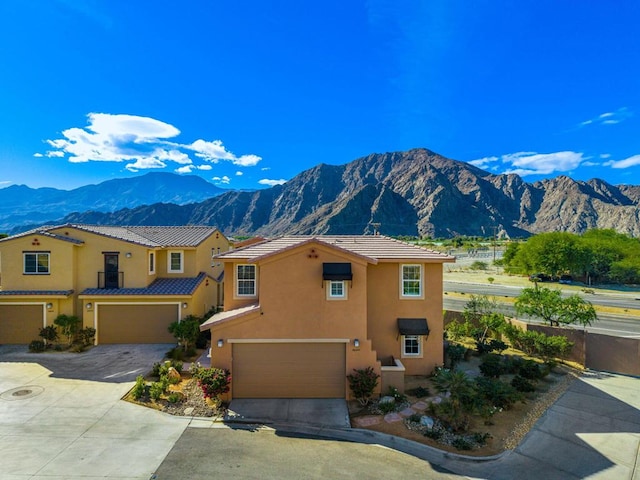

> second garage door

[
  {"left": 98, "top": 304, "right": 178, "bottom": 344},
  {"left": 0, "top": 304, "right": 43, "bottom": 344},
  {"left": 232, "top": 342, "right": 346, "bottom": 398}
]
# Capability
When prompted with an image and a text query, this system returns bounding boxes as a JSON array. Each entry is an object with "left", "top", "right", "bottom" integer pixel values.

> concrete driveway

[{"left": 0, "top": 344, "right": 192, "bottom": 480}]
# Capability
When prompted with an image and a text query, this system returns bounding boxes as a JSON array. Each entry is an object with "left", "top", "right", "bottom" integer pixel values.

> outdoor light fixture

[
  {"left": 125, "top": 252, "right": 132, "bottom": 258},
  {"left": 354, "top": 339, "right": 360, "bottom": 348},
  {"left": 217, "top": 339, "right": 224, "bottom": 348},
  {"left": 182, "top": 302, "right": 188, "bottom": 309},
  {"left": 46, "top": 303, "right": 53, "bottom": 309},
  {"left": 86, "top": 303, "right": 92, "bottom": 310}
]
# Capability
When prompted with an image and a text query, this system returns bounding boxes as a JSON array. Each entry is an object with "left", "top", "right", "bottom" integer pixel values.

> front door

[{"left": 104, "top": 253, "right": 119, "bottom": 289}]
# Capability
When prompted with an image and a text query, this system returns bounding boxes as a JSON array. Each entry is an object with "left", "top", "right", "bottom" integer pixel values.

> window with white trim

[
  {"left": 168, "top": 250, "right": 184, "bottom": 273},
  {"left": 402, "top": 335, "right": 422, "bottom": 357},
  {"left": 149, "top": 252, "right": 156, "bottom": 274},
  {"left": 24, "top": 252, "right": 50, "bottom": 274},
  {"left": 326, "top": 280, "right": 347, "bottom": 300},
  {"left": 401, "top": 264, "right": 422, "bottom": 298},
  {"left": 236, "top": 264, "right": 256, "bottom": 296}
]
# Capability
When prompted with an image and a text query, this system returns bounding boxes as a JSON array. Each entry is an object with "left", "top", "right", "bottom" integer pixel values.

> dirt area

[{"left": 349, "top": 355, "right": 580, "bottom": 456}]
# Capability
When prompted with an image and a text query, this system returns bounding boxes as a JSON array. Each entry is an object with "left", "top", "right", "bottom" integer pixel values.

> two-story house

[
  {"left": 199, "top": 235, "right": 454, "bottom": 400},
  {"left": 0, "top": 224, "right": 230, "bottom": 344}
]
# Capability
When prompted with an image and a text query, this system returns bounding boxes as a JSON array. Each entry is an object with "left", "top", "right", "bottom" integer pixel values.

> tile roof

[
  {"left": 80, "top": 273, "right": 207, "bottom": 296},
  {"left": 219, "top": 235, "right": 455, "bottom": 263},
  {"left": 0, "top": 290, "right": 74, "bottom": 296},
  {"left": 1, "top": 224, "right": 221, "bottom": 248},
  {"left": 200, "top": 303, "right": 261, "bottom": 330}
]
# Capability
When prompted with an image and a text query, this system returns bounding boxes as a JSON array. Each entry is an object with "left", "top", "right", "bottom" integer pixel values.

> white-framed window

[
  {"left": 402, "top": 335, "right": 422, "bottom": 357},
  {"left": 326, "top": 280, "right": 347, "bottom": 300},
  {"left": 167, "top": 250, "right": 184, "bottom": 273},
  {"left": 149, "top": 251, "right": 156, "bottom": 274},
  {"left": 400, "top": 264, "right": 423, "bottom": 298},
  {"left": 236, "top": 264, "right": 256, "bottom": 297},
  {"left": 24, "top": 252, "right": 50, "bottom": 274}
]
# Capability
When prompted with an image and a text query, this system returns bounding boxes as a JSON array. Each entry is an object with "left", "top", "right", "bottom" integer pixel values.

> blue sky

[{"left": 1, "top": 1, "right": 639, "bottom": 191}]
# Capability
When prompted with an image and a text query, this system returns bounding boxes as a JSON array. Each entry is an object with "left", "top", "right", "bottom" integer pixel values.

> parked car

[
  {"left": 529, "top": 273, "right": 550, "bottom": 282},
  {"left": 559, "top": 274, "right": 573, "bottom": 284}
]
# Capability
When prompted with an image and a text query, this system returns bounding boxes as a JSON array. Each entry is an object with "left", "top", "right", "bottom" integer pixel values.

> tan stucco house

[
  {"left": 0, "top": 224, "right": 230, "bottom": 344},
  {"left": 200, "top": 235, "right": 455, "bottom": 400}
]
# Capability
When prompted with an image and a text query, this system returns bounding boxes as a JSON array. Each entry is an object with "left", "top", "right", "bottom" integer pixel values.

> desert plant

[
  {"left": 347, "top": 367, "right": 379, "bottom": 406},
  {"left": 149, "top": 381, "right": 165, "bottom": 400},
  {"left": 479, "top": 354, "right": 506, "bottom": 378},
  {"left": 77, "top": 327, "right": 96, "bottom": 346},
  {"left": 378, "top": 400, "right": 398, "bottom": 414},
  {"left": 406, "top": 386, "right": 430, "bottom": 398},
  {"left": 386, "top": 386, "right": 407, "bottom": 404},
  {"left": 131, "top": 375, "right": 147, "bottom": 400},
  {"left": 29, "top": 340, "right": 46, "bottom": 352}
]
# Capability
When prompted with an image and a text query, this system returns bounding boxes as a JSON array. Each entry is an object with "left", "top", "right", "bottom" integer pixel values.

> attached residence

[
  {"left": 200, "top": 235, "right": 455, "bottom": 400},
  {"left": 0, "top": 224, "right": 230, "bottom": 344}
]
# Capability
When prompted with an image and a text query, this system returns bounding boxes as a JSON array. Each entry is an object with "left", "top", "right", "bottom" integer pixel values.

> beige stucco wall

[{"left": 367, "top": 262, "right": 444, "bottom": 375}]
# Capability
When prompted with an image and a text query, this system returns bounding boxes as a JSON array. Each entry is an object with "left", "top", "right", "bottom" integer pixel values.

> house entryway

[{"left": 225, "top": 399, "right": 350, "bottom": 428}]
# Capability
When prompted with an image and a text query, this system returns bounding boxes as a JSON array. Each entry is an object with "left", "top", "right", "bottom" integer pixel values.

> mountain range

[{"left": 5, "top": 148, "right": 640, "bottom": 238}]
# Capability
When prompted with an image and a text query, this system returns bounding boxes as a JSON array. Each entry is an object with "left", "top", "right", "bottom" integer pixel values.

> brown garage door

[
  {"left": 233, "top": 343, "right": 346, "bottom": 398},
  {"left": 98, "top": 304, "right": 178, "bottom": 344},
  {"left": 0, "top": 304, "right": 43, "bottom": 344}
]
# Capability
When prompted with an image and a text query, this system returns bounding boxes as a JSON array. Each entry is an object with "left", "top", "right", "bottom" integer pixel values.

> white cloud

[
  {"left": 235, "top": 171, "right": 243, "bottom": 176},
  {"left": 261, "top": 167, "right": 271, "bottom": 171},
  {"left": 470, "top": 151, "right": 587, "bottom": 177},
  {"left": 197, "top": 165, "right": 212, "bottom": 171},
  {"left": 33, "top": 153, "right": 43, "bottom": 158},
  {"left": 0, "top": 180, "right": 12, "bottom": 186},
  {"left": 258, "top": 178, "right": 287, "bottom": 186},
  {"left": 581, "top": 161, "right": 599, "bottom": 167},
  {"left": 578, "top": 107, "right": 632, "bottom": 128},
  {"left": 175, "top": 165, "right": 193, "bottom": 174},
  {"left": 38, "top": 112, "right": 261, "bottom": 172},
  {"left": 603, "top": 155, "right": 640, "bottom": 169},
  {"left": 212, "top": 175, "right": 231, "bottom": 184}
]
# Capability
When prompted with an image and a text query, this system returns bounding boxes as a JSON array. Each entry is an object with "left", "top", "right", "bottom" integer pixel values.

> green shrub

[
  {"left": 424, "top": 428, "right": 443, "bottom": 440},
  {"left": 347, "top": 367, "right": 379, "bottom": 406},
  {"left": 29, "top": 340, "right": 45, "bottom": 352},
  {"left": 472, "top": 432, "right": 491, "bottom": 446},
  {"left": 39, "top": 325, "right": 58, "bottom": 345},
  {"left": 475, "top": 377, "right": 523, "bottom": 410},
  {"left": 445, "top": 320, "right": 475, "bottom": 341},
  {"left": 167, "top": 392, "right": 183, "bottom": 403},
  {"left": 445, "top": 343, "right": 467, "bottom": 369},
  {"left": 406, "top": 386, "right": 430, "bottom": 398},
  {"left": 149, "top": 381, "right": 165, "bottom": 400},
  {"left": 168, "top": 315, "right": 202, "bottom": 352},
  {"left": 408, "top": 413, "right": 422, "bottom": 423},
  {"left": 479, "top": 354, "right": 506, "bottom": 378},
  {"left": 131, "top": 375, "right": 147, "bottom": 400},
  {"left": 386, "top": 386, "right": 407, "bottom": 404},
  {"left": 77, "top": 327, "right": 96, "bottom": 346},
  {"left": 511, "top": 375, "right": 536, "bottom": 393},
  {"left": 378, "top": 400, "right": 397, "bottom": 414},
  {"left": 518, "top": 359, "right": 543, "bottom": 380},
  {"left": 452, "top": 436, "right": 473, "bottom": 450},
  {"left": 53, "top": 314, "right": 81, "bottom": 345}
]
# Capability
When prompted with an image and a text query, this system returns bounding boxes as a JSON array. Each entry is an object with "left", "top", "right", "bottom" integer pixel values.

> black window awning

[
  {"left": 323, "top": 263, "right": 353, "bottom": 281},
  {"left": 397, "top": 318, "right": 430, "bottom": 336}
]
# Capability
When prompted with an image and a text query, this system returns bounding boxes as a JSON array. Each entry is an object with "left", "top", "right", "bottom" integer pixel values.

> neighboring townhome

[
  {"left": 0, "top": 224, "right": 230, "bottom": 344},
  {"left": 200, "top": 235, "right": 455, "bottom": 401}
]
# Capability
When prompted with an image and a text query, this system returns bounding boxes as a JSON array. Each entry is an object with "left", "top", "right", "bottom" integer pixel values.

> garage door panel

[
  {"left": 0, "top": 305, "right": 43, "bottom": 344},
  {"left": 98, "top": 304, "right": 177, "bottom": 344},
  {"left": 233, "top": 343, "right": 345, "bottom": 398}
]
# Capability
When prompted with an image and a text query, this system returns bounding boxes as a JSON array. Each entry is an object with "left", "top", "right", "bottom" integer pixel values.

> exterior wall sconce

[
  {"left": 182, "top": 302, "right": 188, "bottom": 309},
  {"left": 46, "top": 303, "right": 53, "bottom": 310},
  {"left": 86, "top": 303, "right": 93, "bottom": 310},
  {"left": 217, "top": 339, "right": 224, "bottom": 348},
  {"left": 353, "top": 339, "right": 360, "bottom": 348},
  {"left": 125, "top": 252, "right": 132, "bottom": 258}
]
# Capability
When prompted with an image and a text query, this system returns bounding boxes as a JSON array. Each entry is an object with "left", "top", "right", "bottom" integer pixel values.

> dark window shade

[{"left": 322, "top": 263, "right": 352, "bottom": 281}]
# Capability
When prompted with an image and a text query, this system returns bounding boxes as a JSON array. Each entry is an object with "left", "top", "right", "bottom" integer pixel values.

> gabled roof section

[
  {"left": 13, "top": 224, "right": 223, "bottom": 248},
  {"left": 217, "top": 235, "right": 455, "bottom": 263},
  {"left": 80, "top": 272, "right": 208, "bottom": 296},
  {"left": 0, "top": 225, "right": 84, "bottom": 245},
  {"left": 200, "top": 303, "right": 261, "bottom": 331}
]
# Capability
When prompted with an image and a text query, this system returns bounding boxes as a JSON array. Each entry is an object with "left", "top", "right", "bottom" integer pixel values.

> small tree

[
  {"left": 168, "top": 315, "right": 202, "bottom": 352},
  {"left": 515, "top": 286, "right": 597, "bottom": 327},
  {"left": 347, "top": 367, "right": 379, "bottom": 406},
  {"left": 53, "top": 314, "right": 81, "bottom": 345}
]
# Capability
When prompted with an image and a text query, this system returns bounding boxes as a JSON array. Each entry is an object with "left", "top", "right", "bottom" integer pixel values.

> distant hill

[
  {"left": 19, "top": 148, "right": 640, "bottom": 239},
  {"left": 0, "top": 172, "right": 226, "bottom": 232}
]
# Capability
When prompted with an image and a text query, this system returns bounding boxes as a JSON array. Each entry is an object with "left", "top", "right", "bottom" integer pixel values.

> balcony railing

[{"left": 97, "top": 271, "right": 124, "bottom": 289}]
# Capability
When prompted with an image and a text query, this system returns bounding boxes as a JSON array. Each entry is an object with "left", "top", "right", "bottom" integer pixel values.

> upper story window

[
  {"left": 327, "top": 280, "right": 347, "bottom": 300},
  {"left": 149, "top": 252, "right": 156, "bottom": 274},
  {"left": 24, "top": 252, "right": 50, "bottom": 275},
  {"left": 401, "top": 264, "right": 423, "bottom": 298},
  {"left": 168, "top": 250, "right": 184, "bottom": 273},
  {"left": 236, "top": 264, "right": 256, "bottom": 297}
]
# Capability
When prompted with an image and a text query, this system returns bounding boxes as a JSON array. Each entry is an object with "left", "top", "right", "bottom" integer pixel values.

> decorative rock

[
  {"left": 420, "top": 416, "right": 435, "bottom": 429},
  {"left": 399, "top": 407, "right": 417, "bottom": 417},
  {"left": 379, "top": 396, "right": 395, "bottom": 404},
  {"left": 411, "top": 401, "right": 428, "bottom": 411},
  {"left": 167, "top": 367, "right": 181, "bottom": 383},
  {"left": 432, "top": 396, "right": 442, "bottom": 404},
  {"left": 183, "top": 407, "right": 195, "bottom": 416},
  {"left": 383, "top": 412, "right": 403, "bottom": 423},
  {"left": 353, "top": 415, "right": 383, "bottom": 427}
]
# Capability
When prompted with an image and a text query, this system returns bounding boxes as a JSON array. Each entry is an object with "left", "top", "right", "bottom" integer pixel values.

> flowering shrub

[
  {"left": 193, "top": 367, "right": 231, "bottom": 399},
  {"left": 347, "top": 367, "right": 379, "bottom": 406}
]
